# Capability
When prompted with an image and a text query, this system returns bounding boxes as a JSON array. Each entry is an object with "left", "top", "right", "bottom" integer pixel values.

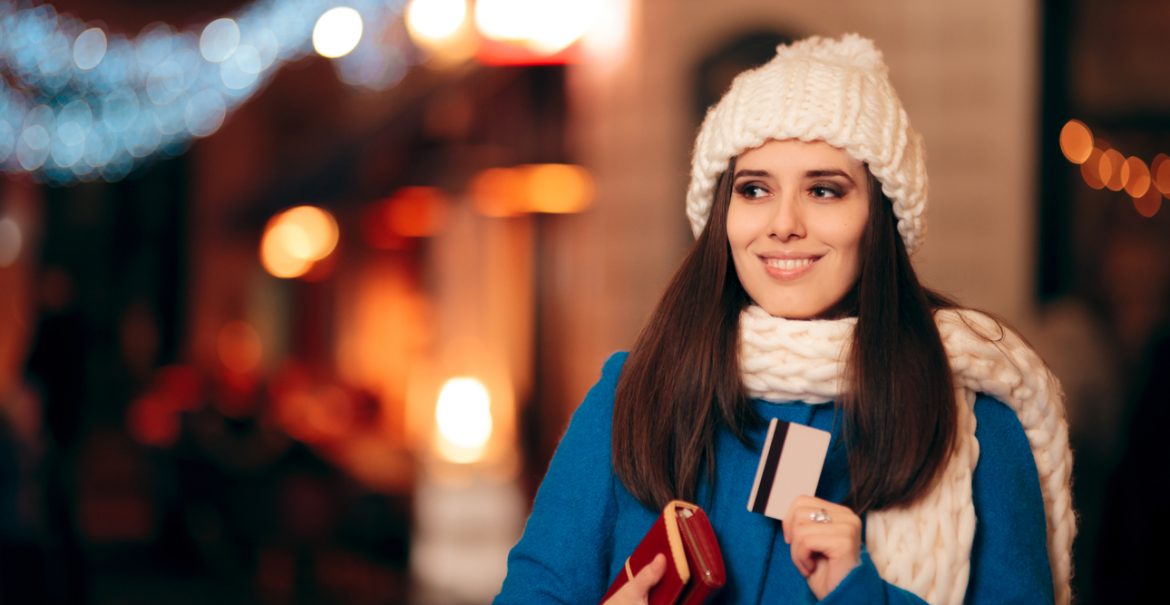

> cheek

[
  {"left": 843, "top": 226, "right": 867, "bottom": 279},
  {"left": 727, "top": 199, "right": 778, "bottom": 236},
  {"left": 823, "top": 213, "right": 867, "bottom": 281},
  {"left": 835, "top": 222, "right": 866, "bottom": 253},
  {"left": 725, "top": 206, "right": 757, "bottom": 249},
  {"left": 831, "top": 209, "right": 869, "bottom": 252}
]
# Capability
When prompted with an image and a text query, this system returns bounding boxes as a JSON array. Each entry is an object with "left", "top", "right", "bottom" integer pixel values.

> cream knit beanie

[{"left": 686, "top": 34, "right": 928, "bottom": 253}]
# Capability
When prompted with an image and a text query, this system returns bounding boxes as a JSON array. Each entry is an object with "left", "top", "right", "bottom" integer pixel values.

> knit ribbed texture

[
  {"left": 739, "top": 305, "right": 1075, "bottom": 605},
  {"left": 687, "top": 34, "right": 928, "bottom": 253}
]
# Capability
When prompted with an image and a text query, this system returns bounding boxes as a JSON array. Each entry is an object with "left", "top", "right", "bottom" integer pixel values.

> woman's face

[{"left": 726, "top": 139, "right": 871, "bottom": 319}]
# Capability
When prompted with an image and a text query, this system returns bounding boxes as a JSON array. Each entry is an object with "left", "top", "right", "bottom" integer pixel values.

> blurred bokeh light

[
  {"left": 434, "top": 377, "right": 493, "bottom": 464},
  {"left": 313, "top": 7, "right": 364, "bottom": 59},
  {"left": 260, "top": 205, "right": 339, "bottom": 279},
  {"left": 1060, "top": 119, "right": 1094, "bottom": 164}
]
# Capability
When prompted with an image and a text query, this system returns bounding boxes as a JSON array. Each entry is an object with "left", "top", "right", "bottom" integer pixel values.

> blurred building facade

[{"left": 1, "top": 0, "right": 1168, "bottom": 603}]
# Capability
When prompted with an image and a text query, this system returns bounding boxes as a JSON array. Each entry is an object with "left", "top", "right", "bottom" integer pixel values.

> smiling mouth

[
  {"left": 764, "top": 258, "right": 816, "bottom": 270},
  {"left": 761, "top": 255, "right": 820, "bottom": 280}
]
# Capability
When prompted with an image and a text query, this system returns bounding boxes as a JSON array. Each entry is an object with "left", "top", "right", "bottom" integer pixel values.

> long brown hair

[{"left": 612, "top": 161, "right": 957, "bottom": 515}]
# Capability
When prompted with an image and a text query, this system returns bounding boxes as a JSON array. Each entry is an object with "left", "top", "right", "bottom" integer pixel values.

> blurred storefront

[{"left": 0, "top": 0, "right": 1167, "bottom": 604}]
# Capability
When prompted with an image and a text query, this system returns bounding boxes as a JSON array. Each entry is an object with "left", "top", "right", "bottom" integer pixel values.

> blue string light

[{"left": 0, "top": 0, "right": 413, "bottom": 185}]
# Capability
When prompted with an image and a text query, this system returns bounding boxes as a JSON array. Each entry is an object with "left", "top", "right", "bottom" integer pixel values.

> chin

[
  {"left": 757, "top": 294, "right": 856, "bottom": 320},
  {"left": 757, "top": 303, "right": 821, "bottom": 320}
]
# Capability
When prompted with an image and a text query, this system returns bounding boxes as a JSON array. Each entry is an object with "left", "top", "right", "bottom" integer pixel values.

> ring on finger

[{"left": 809, "top": 508, "right": 832, "bottom": 524}]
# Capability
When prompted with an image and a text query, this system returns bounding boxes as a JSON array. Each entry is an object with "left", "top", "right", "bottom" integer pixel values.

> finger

[
  {"left": 783, "top": 496, "right": 818, "bottom": 544},
  {"left": 785, "top": 505, "right": 827, "bottom": 544},
  {"left": 791, "top": 528, "right": 861, "bottom": 574},
  {"left": 791, "top": 496, "right": 859, "bottom": 520},
  {"left": 786, "top": 496, "right": 814, "bottom": 542},
  {"left": 791, "top": 533, "right": 834, "bottom": 578},
  {"left": 790, "top": 506, "right": 862, "bottom": 530},
  {"left": 785, "top": 495, "right": 836, "bottom": 542},
  {"left": 629, "top": 554, "right": 667, "bottom": 594},
  {"left": 789, "top": 534, "right": 819, "bottom": 577},
  {"left": 786, "top": 504, "right": 862, "bottom": 545}
]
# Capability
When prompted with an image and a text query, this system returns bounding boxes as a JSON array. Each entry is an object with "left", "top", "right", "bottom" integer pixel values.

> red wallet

[{"left": 600, "top": 500, "right": 725, "bottom": 605}]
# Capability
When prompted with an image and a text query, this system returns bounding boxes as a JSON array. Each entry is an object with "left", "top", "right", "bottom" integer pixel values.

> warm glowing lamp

[
  {"left": 474, "top": 0, "right": 530, "bottom": 43},
  {"left": 580, "top": 0, "right": 630, "bottom": 65},
  {"left": 1154, "top": 153, "right": 1170, "bottom": 196},
  {"left": 470, "top": 164, "right": 594, "bottom": 216},
  {"left": 1081, "top": 148, "right": 1106, "bottom": 190},
  {"left": 281, "top": 205, "right": 339, "bottom": 261},
  {"left": 406, "top": 0, "right": 467, "bottom": 42},
  {"left": 406, "top": 0, "right": 477, "bottom": 65},
  {"left": 1059, "top": 120, "right": 1093, "bottom": 164},
  {"left": 1123, "top": 156, "right": 1151, "bottom": 198},
  {"left": 473, "top": 0, "right": 594, "bottom": 64},
  {"left": 1101, "top": 149, "right": 1125, "bottom": 192},
  {"left": 1134, "top": 187, "right": 1163, "bottom": 218},
  {"left": 470, "top": 167, "right": 527, "bottom": 217},
  {"left": 523, "top": 164, "right": 594, "bottom": 214},
  {"left": 434, "top": 377, "right": 493, "bottom": 463},
  {"left": 313, "top": 7, "right": 364, "bottom": 59},
  {"left": 260, "top": 205, "right": 339, "bottom": 279},
  {"left": 260, "top": 223, "right": 313, "bottom": 278},
  {"left": 386, "top": 187, "right": 451, "bottom": 237}
]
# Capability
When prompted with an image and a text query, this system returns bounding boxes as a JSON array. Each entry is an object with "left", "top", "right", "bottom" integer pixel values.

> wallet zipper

[{"left": 678, "top": 510, "right": 717, "bottom": 586}]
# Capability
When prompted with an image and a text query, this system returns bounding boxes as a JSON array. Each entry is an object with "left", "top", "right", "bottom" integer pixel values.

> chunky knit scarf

[{"left": 739, "top": 305, "right": 1075, "bottom": 605}]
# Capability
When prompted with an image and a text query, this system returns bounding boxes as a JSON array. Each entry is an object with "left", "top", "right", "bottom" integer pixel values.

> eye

[
  {"left": 736, "top": 182, "right": 769, "bottom": 199},
  {"left": 809, "top": 183, "right": 844, "bottom": 199}
]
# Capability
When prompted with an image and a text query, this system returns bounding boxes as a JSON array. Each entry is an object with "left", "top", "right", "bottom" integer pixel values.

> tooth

[{"left": 766, "top": 258, "right": 813, "bottom": 270}]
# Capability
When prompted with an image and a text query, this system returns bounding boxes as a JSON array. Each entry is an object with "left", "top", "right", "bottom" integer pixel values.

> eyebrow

[
  {"left": 733, "top": 168, "right": 857, "bottom": 183},
  {"left": 806, "top": 169, "right": 853, "bottom": 181}
]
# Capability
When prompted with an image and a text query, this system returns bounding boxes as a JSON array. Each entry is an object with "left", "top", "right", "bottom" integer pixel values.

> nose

[{"left": 768, "top": 191, "right": 805, "bottom": 242}]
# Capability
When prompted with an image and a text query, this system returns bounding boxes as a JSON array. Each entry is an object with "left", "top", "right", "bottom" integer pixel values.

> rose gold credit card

[{"left": 747, "top": 418, "right": 831, "bottom": 521}]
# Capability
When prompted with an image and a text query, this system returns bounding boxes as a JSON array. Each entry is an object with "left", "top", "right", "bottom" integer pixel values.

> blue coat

[{"left": 496, "top": 353, "right": 1053, "bottom": 603}]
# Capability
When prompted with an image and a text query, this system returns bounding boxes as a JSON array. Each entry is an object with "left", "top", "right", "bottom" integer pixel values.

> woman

[{"left": 496, "top": 34, "right": 1074, "bottom": 604}]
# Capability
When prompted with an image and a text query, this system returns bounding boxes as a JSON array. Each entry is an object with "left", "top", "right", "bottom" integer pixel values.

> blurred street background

[{"left": 1, "top": 0, "right": 1168, "bottom": 603}]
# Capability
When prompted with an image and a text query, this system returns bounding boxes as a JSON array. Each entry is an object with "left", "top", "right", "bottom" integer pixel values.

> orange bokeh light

[
  {"left": 1123, "top": 156, "right": 1151, "bottom": 198},
  {"left": 1081, "top": 148, "right": 1106, "bottom": 189},
  {"left": 524, "top": 164, "right": 595, "bottom": 214},
  {"left": 361, "top": 187, "right": 451, "bottom": 248},
  {"left": 217, "top": 320, "right": 263, "bottom": 375},
  {"left": 475, "top": 36, "right": 581, "bottom": 65},
  {"left": 471, "top": 167, "right": 527, "bottom": 217},
  {"left": 472, "top": 0, "right": 592, "bottom": 65},
  {"left": 260, "top": 206, "right": 339, "bottom": 279},
  {"left": 1102, "top": 149, "right": 1126, "bottom": 191},
  {"left": 1059, "top": 119, "right": 1094, "bottom": 164},
  {"left": 385, "top": 186, "right": 451, "bottom": 238},
  {"left": 361, "top": 205, "right": 411, "bottom": 250},
  {"left": 261, "top": 224, "right": 314, "bottom": 278},
  {"left": 281, "top": 206, "right": 339, "bottom": 261},
  {"left": 471, "top": 163, "right": 595, "bottom": 216},
  {"left": 1134, "top": 187, "right": 1163, "bottom": 218},
  {"left": 1154, "top": 153, "right": 1170, "bottom": 196}
]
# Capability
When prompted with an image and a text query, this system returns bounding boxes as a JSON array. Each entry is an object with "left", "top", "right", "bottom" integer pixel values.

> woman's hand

[
  {"left": 783, "top": 495, "right": 863, "bottom": 600},
  {"left": 602, "top": 554, "right": 666, "bottom": 605}
]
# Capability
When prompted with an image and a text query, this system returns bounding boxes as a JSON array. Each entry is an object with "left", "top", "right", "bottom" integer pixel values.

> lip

[{"left": 758, "top": 252, "right": 822, "bottom": 281}]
